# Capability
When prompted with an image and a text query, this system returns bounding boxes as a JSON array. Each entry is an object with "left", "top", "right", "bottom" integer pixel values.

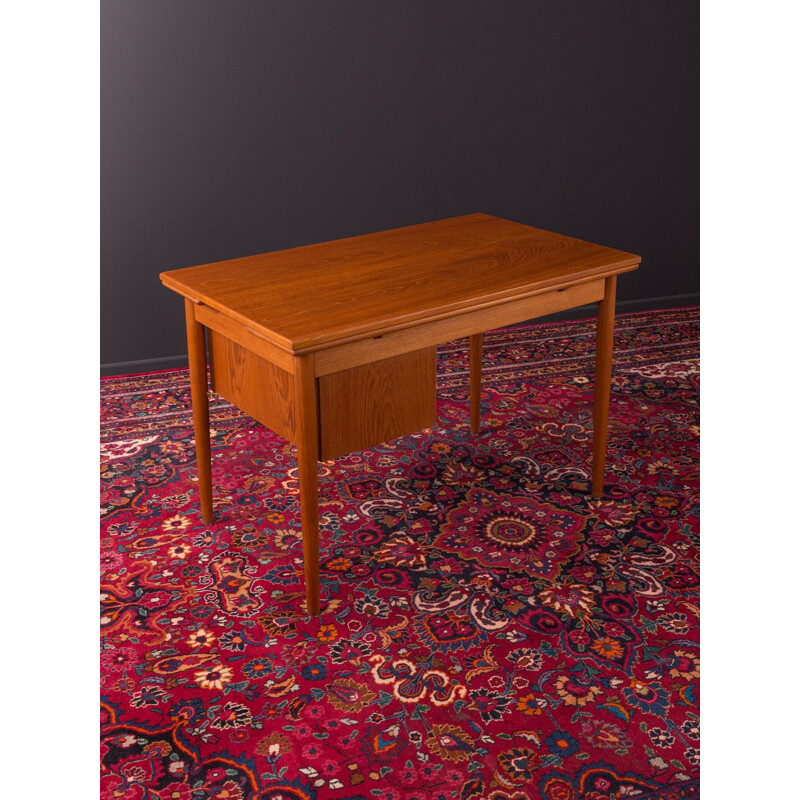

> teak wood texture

[
  {"left": 161, "top": 213, "right": 639, "bottom": 354},
  {"left": 208, "top": 331, "right": 296, "bottom": 443},
  {"left": 318, "top": 348, "right": 437, "bottom": 461},
  {"left": 162, "top": 214, "right": 640, "bottom": 616}
]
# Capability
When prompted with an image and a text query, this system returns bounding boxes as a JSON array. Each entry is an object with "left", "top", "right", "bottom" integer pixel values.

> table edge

[{"left": 162, "top": 258, "right": 639, "bottom": 355}]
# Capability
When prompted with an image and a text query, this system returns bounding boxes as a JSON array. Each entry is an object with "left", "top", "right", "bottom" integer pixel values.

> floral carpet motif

[{"left": 101, "top": 308, "right": 700, "bottom": 800}]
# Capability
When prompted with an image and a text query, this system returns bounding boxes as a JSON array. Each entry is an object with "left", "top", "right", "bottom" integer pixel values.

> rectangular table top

[{"left": 160, "top": 213, "right": 640, "bottom": 354}]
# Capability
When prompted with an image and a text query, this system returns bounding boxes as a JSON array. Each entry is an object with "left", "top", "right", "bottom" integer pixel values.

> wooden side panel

[
  {"left": 318, "top": 348, "right": 437, "bottom": 461},
  {"left": 208, "top": 330, "right": 296, "bottom": 442}
]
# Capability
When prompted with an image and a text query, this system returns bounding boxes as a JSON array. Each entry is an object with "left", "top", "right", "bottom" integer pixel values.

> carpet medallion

[{"left": 100, "top": 308, "right": 700, "bottom": 799}]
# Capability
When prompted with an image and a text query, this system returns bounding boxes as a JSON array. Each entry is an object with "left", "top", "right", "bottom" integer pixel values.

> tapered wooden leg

[
  {"left": 294, "top": 353, "right": 321, "bottom": 616},
  {"left": 470, "top": 333, "right": 483, "bottom": 434},
  {"left": 592, "top": 276, "right": 617, "bottom": 498},
  {"left": 185, "top": 299, "right": 214, "bottom": 523}
]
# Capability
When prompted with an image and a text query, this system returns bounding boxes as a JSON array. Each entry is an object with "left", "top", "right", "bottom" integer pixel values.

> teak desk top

[
  {"left": 161, "top": 214, "right": 640, "bottom": 616},
  {"left": 161, "top": 213, "right": 639, "bottom": 353}
]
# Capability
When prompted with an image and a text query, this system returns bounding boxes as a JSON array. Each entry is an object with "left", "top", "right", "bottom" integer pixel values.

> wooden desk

[{"left": 160, "top": 213, "right": 640, "bottom": 616}]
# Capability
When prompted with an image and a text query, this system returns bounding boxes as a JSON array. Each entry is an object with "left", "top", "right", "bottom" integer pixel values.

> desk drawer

[
  {"left": 209, "top": 328, "right": 436, "bottom": 461},
  {"left": 318, "top": 348, "right": 437, "bottom": 461}
]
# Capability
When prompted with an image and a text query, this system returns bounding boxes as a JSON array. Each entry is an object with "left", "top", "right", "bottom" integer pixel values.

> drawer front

[{"left": 318, "top": 348, "right": 437, "bottom": 461}]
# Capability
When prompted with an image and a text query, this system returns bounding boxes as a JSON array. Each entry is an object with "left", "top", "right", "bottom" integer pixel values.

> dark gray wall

[{"left": 101, "top": 1, "right": 698, "bottom": 373}]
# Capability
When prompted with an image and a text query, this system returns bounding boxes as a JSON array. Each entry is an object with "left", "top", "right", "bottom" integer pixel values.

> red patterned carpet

[{"left": 100, "top": 308, "right": 699, "bottom": 800}]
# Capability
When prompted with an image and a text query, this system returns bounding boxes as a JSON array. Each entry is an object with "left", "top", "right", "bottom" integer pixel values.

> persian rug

[{"left": 100, "top": 307, "right": 699, "bottom": 800}]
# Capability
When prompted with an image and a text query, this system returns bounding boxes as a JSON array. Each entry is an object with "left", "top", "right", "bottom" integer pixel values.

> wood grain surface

[
  {"left": 318, "top": 348, "right": 437, "bottom": 461},
  {"left": 196, "top": 303, "right": 295, "bottom": 374},
  {"left": 208, "top": 330, "right": 296, "bottom": 443},
  {"left": 312, "top": 278, "right": 605, "bottom": 375},
  {"left": 161, "top": 214, "right": 640, "bottom": 353}
]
